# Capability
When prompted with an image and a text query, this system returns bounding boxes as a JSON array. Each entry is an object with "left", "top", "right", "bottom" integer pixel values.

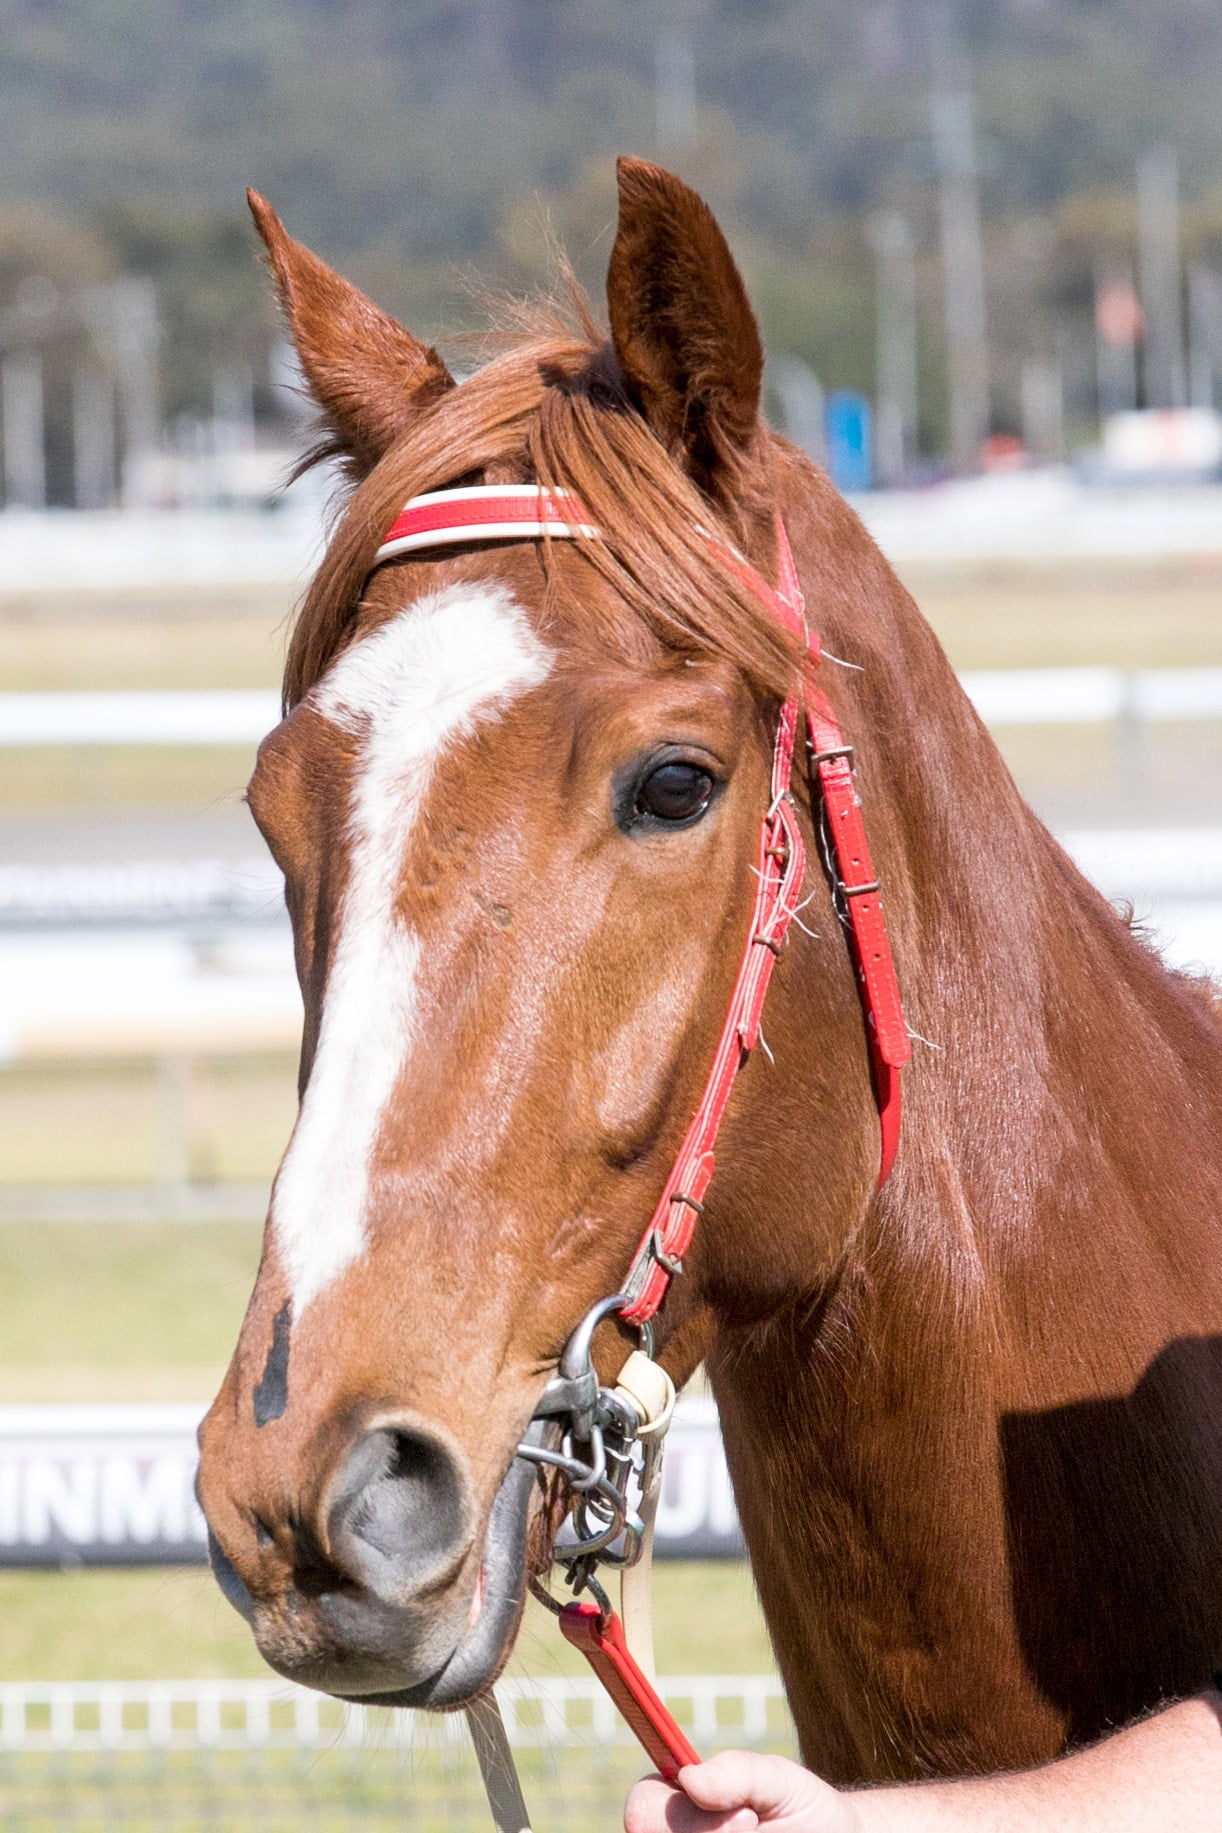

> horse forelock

[{"left": 283, "top": 308, "right": 801, "bottom": 713}]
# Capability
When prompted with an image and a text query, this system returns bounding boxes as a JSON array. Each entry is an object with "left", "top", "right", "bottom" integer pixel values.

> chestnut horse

[{"left": 198, "top": 158, "right": 1222, "bottom": 1784}]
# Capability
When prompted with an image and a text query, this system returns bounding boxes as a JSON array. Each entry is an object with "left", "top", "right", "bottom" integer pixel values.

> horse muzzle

[
  {"left": 201, "top": 1411, "right": 550, "bottom": 1706},
  {"left": 200, "top": 1293, "right": 662, "bottom": 1709}
]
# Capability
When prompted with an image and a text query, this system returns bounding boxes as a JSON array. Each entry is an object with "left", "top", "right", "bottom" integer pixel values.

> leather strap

[
  {"left": 557, "top": 1603, "right": 700, "bottom": 1781},
  {"left": 619, "top": 517, "right": 909, "bottom": 1322},
  {"left": 465, "top": 1696, "right": 534, "bottom": 1833},
  {"left": 620, "top": 1486, "right": 661, "bottom": 1683},
  {"left": 618, "top": 686, "right": 807, "bottom": 1323},
  {"left": 612, "top": 1349, "right": 676, "bottom": 1684},
  {"left": 375, "top": 484, "right": 598, "bottom": 563},
  {"left": 806, "top": 681, "right": 910, "bottom": 1179}
]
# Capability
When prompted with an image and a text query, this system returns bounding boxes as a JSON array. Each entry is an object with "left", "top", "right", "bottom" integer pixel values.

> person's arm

[{"left": 623, "top": 1691, "right": 1222, "bottom": 1833}]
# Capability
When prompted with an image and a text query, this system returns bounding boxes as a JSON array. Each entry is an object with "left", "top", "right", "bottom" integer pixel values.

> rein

[{"left": 367, "top": 481, "right": 909, "bottom": 1824}]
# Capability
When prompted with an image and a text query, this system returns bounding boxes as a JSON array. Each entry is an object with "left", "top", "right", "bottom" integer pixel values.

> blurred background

[{"left": 1, "top": 1, "right": 1221, "bottom": 1826}]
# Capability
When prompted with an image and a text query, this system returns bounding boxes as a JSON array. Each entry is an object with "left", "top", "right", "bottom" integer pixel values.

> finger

[
  {"left": 678, "top": 1750, "right": 820, "bottom": 1817},
  {"left": 623, "top": 1776, "right": 671, "bottom": 1833},
  {"left": 624, "top": 1773, "right": 760, "bottom": 1833}
]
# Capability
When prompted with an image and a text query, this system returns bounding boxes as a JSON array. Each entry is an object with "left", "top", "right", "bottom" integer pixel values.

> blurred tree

[
  {"left": 89, "top": 210, "right": 275, "bottom": 424},
  {"left": 0, "top": 0, "right": 1218, "bottom": 463}
]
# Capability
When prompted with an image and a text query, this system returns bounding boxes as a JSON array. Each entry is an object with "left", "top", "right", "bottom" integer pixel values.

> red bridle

[{"left": 371, "top": 484, "right": 910, "bottom": 1326}]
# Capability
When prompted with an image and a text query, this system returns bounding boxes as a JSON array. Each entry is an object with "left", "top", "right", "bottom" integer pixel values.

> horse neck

[
  {"left": 704, "top": 463, "right": 1222, "bottom": 1775},
  {"left": 745, "top": 454, "right": 1222, "bottom": 1397}
]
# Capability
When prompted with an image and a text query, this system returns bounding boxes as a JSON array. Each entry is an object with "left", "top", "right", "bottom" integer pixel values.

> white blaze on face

[{"left": 272, "top": 582, "right": 553, "bottom": 1315}]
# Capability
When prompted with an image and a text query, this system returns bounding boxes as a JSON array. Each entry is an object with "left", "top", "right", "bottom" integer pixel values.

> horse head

[{"left": 196, "top": 158, "right": 883, "bottom": 1709}]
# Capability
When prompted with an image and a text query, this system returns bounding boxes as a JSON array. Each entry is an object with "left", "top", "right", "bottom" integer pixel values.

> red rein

[{"left": 371, "top": 486, "right": 910, "bottom": 1327}]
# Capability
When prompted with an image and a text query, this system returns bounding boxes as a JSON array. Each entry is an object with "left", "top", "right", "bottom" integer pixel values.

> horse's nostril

[
  {"left": 326, "top": 1418, "right": 473, "bottom": 1607},
  {"left": 253, "top": 1512, "right": 275, "bottom": 1548}
]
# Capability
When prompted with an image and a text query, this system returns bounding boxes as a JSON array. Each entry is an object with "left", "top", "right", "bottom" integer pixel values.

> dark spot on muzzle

[{"left": 253, "top": 1303, "right": 292, "bottom": 1427}]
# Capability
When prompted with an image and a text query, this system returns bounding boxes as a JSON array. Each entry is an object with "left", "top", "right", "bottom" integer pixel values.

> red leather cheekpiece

[
  {"left": 619, "top": 516, "right": 908, "bottom": 1323},
  {"left": 619, "top": 693, "right": 807, "bottom": 1324},
  {"left": 806, "top": 682, "right": 911, "bottom": 1181}
]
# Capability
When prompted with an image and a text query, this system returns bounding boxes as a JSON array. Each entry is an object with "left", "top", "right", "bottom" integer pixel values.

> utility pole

[
  {"left": 1187, "top": 267, "right": 1221, "bottom": 411},
  {"left": 1136, "top": 146, "right": 1186, "bottom": 410},
  {"left": 213, "top": 361, "right": 256, "bottom": 450},
  {"left": 1020, "top": 356, "right": 1064, "bottom": 463},
  {"left": 765, "top": 354, "right": 826, "bottom": 465},
  {"left": 112, "top": 279, "right": 161, "bottom": 502},
  {"left": 868, "top": 212, "right": 918, "bottom": 485},
  {"left": 73, "top": 366, "right": 117, "bottom": 508},
  {"left": 79, "top": 279, "right": 161, "bottom": 506},
  {"left": 931, "top": 87, "right": 989, "bottom": 470},
  {"left": 2, "top": 353, "right": 46, "bottom": 509},
  {"left": 1094, "top": 264, "right": 1142, "bottom": 421}
]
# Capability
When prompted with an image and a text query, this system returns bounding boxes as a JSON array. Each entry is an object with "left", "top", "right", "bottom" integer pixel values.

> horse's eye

[{"left": 634, "top": 761, "right": 715, "bottom": 823}]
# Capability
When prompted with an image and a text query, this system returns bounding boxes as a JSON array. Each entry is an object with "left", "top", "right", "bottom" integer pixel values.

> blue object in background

[{"left": 825, "top": 389, "right": 873, "bottom": 492}]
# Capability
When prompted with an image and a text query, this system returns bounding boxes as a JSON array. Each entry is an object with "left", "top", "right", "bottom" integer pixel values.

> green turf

[
  {"left": 0, "top": 746, "right": 258, "bottom": 814},
  {"left": 0, "top": 597, "right": 287, "bottom": 809},
  {"left": 0, "top": 1735, "right": 800, "bottom": 1833},
  {"left": 0, "top": 1057, "right": 298, "bottom": 1190},
  {"left": 901, "top": 557, "right": 1222, "bottom": 671},
  {"left": 0, "top": 1220, "right": 261, "bottom": 1377},
  {"left": 0, "top": 602, "right": 289, "bottom": 691},
  {"left": 0, "top": 1561, "right": 774, "bottom": 1684}
]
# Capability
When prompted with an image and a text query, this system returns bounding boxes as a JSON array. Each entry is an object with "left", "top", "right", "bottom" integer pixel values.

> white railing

[
  {"left": 959, "top": 665, "right": 1222, "bottom": 725},
  {"left": 0, "top": 857, "right": 284, "bottom": 926},
  {"left": 0, "top": 1675, "right": 788, "bottom": 1754},
  {"left": 5, "top": 670, "right": 1222, "bottom": 746},
  {"left": 0, "top": 689, "right": 280, "bottom": 746}
]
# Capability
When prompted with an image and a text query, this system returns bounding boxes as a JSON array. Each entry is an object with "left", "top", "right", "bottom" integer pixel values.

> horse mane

[
  {"left": 283, "top": 293, "right": 802, "bottom": 710},
  {"left": 1115, "top": 901, "right": 1222, "bottom": 1022}
]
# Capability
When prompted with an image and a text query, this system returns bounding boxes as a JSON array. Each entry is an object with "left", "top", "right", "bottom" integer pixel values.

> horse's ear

[
  {"left": 247, "top": 190, "right": 454, "bottom": 474},
  {"left": 606, "top": 157, "right": 763, "bottom": 492}
]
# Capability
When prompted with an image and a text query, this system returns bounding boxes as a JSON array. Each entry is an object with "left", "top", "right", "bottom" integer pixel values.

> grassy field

[
  {"left": 0, "top": 1219, "right": 261, "bottom": 1394},
  {"left": 903, "top": 556, "right": 1222, "bottom": 670},
  {"left": 4, "top": 559, "right": 1222, "bottom": 690},
  {"left": 0, "top": 1560, "right": 774, "bottom": 1684},
  {"left": 0, "top": 744, "right": 259, "bottom": 814},
  {"left": 0, "top": 1747, "right": 763, "bottom": 1833},
  {"left": 0, "top": 591, "right": 290, "bottom": 690},
  {"left": 0, "top": 589, "right": 288, "bottom": 811},
  {"left": 0, "top": 1056, "right": 298, "bottom": 1191}
]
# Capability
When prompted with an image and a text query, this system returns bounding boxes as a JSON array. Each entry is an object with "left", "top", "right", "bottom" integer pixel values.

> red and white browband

[
  {"left": 370, "top": 485, "right": 910, "bottom": 1326},
  {"left": 374, "top": 484, "right": 600, "bottom": 563}
]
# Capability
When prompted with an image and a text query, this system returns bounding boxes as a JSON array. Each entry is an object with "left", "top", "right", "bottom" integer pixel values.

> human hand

[{"left": 624, "top": 1750, "right": 863, "bottom": 1833}]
